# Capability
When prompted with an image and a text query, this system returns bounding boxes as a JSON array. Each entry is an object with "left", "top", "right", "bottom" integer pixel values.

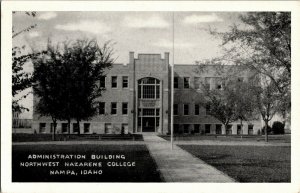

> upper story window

[
  {"left": 183, "top": 104, "right": 189, "bottom": 115},
  {"left": 194, "top": 77, "right": 201, "bottom": 89},
  {"left": 122, "top": 76, "right": 128, "bottom": 88},
  {"left": 173, "top": 104, "right": 178, "bottom": 115},
  {"left": 99, "top": 76, "right": 106, "bottom": 88},
  {"left": 111, "top": 76, "right": 117, "bottom": 88},
  {"left": 216, "top": 78, "right": 223, "bottom": 90},
  {"left": 195, "top": 104, "right": 200, "bottom": 115},
  {"left": 204, "top": 77, "right": 211, "bottom": 90},
  {"left": 174, "top": 77, "right": 179, "bottom": 88},
  {"left": 138, "top": 77, "right": 160, "bottom": 99},
  {"left": 111, "top": 102, "right": 117, "bottom": 115},
  {"left": 122, "top": 102, "right": 128, "bottom": 115},
  {"left": 183, "top": 77, "right": 190, "bottom": 89},
  {"left": 99, "top": 102, "right": 105, "bottom": 114}
]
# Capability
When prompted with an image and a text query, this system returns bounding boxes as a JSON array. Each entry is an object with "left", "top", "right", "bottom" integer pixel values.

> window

[
  {"left": 173, "top": 104, "right": 178, "bottom": 115},
  {"left": 121, "top": 124, "right": 128, "bottom": 134},
  {"left": 248, "top": 124, "right": 254, "bottom": 135},
  {"left": 216, "top": 124, "right": 222, "bottom": 134},
  {"left": 174, "top": 77, "right": 179, "bottom": 88},
  {"left": 195, "top": 104, "right": 200, "bottom": 115},
  {"left": 183, "top": 124, "right": 190, "bottom": 133},
  {"left": 111, "top": 76, "right": 117, "bottom": 88},
  {"left": 39, "top": 123, "right": 46, "bottom": 133},
  {"left": 99, "top": 102, "right": 105, "bottom": 115},
  {"left": 73, "top": 123, "right": 79, "bottom": 133},
  {"left": 122, "top": 76, "right": 128, "bottom": 88},
  {"left": 84, "top": 123, "right": 90, "bottom": 133},
  {"left": 183, "top": 104, "right": 189, "bottom": 115},
  {"left": 205, "top": 104, "right": 211, "bottom": 115},
  {"left": 216, "top": 78, "right": 223, "bottom": 90},
  {"left": 122, "top": 102, "right": 128, "bottom": 115},
  {"left": 205, "top": 124, "right": 211, "bottom": 134},
  {"left": 194, "top": 124, "right": 200, "bottom": 133},
  {"left": 105, "top": 123, "right": 112, "bottom": 134},
  {"left": 62, "top": 123, "right": 68, "bottom": 133},
  {"left": 237, "top": 125, "right": 242, "bottom": 135},
  {"left": 204, "top": 77, "right": 211, "bottom": 90},
  {"left": 100, "top": 76, "right": 106, "bottom": 88},
  {"left": 111, "top": 102, "right": 117, "bottom": 115},
  {"left": 194, "top": 77, "right": 201, "bottom": 89},
  {"left": 50, "top": 123, "right": 57, "bottom": 133},
  {"left": 226, "top": 125, "right": 232, "bottom": 135},
  {"left": 173, "top": 124, "right": 179, "bottom": 133},
  {"left": 183, "top": 77, "right": 190, "bottom": 89},
  {"left": 138, "top": 77, "right": 160, "bottom": 99}
]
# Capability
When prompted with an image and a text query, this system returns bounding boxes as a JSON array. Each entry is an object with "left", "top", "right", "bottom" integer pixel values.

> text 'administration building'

[{"left": 33, "top": 52, "right": 261, "bottom": 135}]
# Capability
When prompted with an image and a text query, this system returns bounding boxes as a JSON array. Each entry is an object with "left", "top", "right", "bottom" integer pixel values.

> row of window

[
  {"left": 39, "top": 123, "right": 91, "bottom": 133},
  {"left": 100, "top": 76, "right": 128, "bottom": 89},
  {"left": 173, "top": 104, "right": 210, "bottom": 116},
  {"left": 173, "top": 124, "right": 254, "bottom": 135},
  {"left": 98, "top": 102, "right": 128, "bottom": 115},
  {"left": 173, "top": 76, "right": 243, "bottom": 90}
]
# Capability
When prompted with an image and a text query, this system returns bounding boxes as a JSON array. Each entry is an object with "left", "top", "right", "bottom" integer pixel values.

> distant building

[{"left": 32, "top": 52, "right": 261, "bottom": 135}]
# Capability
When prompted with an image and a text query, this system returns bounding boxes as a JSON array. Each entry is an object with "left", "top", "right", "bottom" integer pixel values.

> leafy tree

[
  {"left": 12, "top": 12, "right": 38, "bottom": 113},
  {"left": 33, "top": 39, "right": 114, "bottom": 138},
  {"left": 205, "top": 12, "right": 290, "bottom": 141}
]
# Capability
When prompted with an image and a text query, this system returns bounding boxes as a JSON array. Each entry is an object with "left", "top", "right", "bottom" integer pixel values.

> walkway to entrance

[{"left": 143, "top": 134, "right": 235, "bottom": 182}]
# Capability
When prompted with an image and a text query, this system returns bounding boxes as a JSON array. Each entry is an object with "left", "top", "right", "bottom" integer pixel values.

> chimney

[
  {"left": 129, "top": 52, "right": 134, "bottom": 64},
  {"left": 164, "top": 52, "right": 169, "bottom": 65}
]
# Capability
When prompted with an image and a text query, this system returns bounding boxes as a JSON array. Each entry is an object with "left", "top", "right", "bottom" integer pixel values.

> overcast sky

[{"left": 13, "top": 11, "right": 243, "bottom": 118}]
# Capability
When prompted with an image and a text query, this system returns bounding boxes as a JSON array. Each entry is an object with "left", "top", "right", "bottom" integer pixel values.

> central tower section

[{"left": 128, "top": 52, "right": 170, "bottom": 134}]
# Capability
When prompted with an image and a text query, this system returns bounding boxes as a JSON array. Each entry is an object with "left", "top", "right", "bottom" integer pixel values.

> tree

[
  {"left": 33, "top": 38, "right": 114, "bottom": 138},
  {"left": 12, "top": 12, "right": 38, "bottom": 113},
  {"left": 205, "top": 12, "right": 291, "bottom": 141}
]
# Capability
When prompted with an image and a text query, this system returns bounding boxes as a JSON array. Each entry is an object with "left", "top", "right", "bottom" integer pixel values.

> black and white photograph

[{"left": 1, "top": 1, "right": 300, "bottom": 193}]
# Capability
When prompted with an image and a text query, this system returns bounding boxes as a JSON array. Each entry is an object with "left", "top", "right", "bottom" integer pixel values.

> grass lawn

[
  {"left": 160, "top": 134, "right": 291, "bottom": 143},
  {"left": 12, "top": 144, "right": 162, "bottom": 182},
  {"left": 179, "top": 145, "right": 290, "bottom": 182}
]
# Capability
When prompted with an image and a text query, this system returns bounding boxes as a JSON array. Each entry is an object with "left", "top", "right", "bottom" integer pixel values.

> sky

[{"left": 12, "top": 11, "right": 244, "bottom": 118}]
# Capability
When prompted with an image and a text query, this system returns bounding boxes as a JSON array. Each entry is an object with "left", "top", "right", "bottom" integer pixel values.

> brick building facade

[{"left": 32, "top": 52, "right": 261, "bottom": 135}]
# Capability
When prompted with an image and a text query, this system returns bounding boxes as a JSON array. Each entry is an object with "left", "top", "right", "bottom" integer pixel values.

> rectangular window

[
  {"left": 122, "top": 124, "right": 128, "bottom": 134},
  {"left": 99, "top": 102, "right": 105, "bottom": 115},
  {"left": 216, "top": 124, "right": 222, "bottom": 134},
  {"left": 122, "top": 76, "right": 128, "bottom": 88},
  {"left": 111, "top": 102, "right": 117, "bottom": 115},
  {"left": 105, "top": 123, "right": 112, "bottom": 134},
  {"left": 99, "top": 76, "right": 106, "bottom": 88},
  {"left": 216, "top": 77, "right": 223, "bottom": 90},
  {"left": 205, "top": 104, "right": 211, "bottom": 115},
  {"left": 84, "top": 123, "right": 90, "bottom": 133},
  {"left": 183, "top": 77, "right": 190, "bottom": 89},
  {"left": 111, "top": 76, "right": 117, "bottom": 88},
  {"left": 73, "top": 123, "right": 79, "bottom": 133},
  {"left": 205, "top": 124, "right": 211, "bottom": 134},
  {"left": 39, "top": 123, "right": 46, "bottom": 133},
  {"left": 237, "top": 125, "right": 242, "bottom": 135},
  {"left": 205, "top": 77, "right": 211, "bottom": 90},
  {"left": 183, "top": 104, "right": 189, "bottom": 115},
  {"left": 183, "top": 124, "right": 190, "bottom": 133},
  {"left": 226, "top": 125, "right": 232, "bottom": 135},
  {"left": 62, "top": 123, "right": 68, "bottom": 133},
  {"left": 173, "top": 124, "right": 179, "bottom": 134},
  {"left": 174, "top": 77, "right": 179, "bottom": 88},
  {"left": 194, "top": 124, "right": 200, "bottom": 133},
  {"left": 195, "top": 104, "right": 200, "bottom": 115},
  {"left": 194, "top": 77, "right": 201, "bottom": 89},
  {"left": 248, "top": 124, "right": 254, "bottom": 135},
  {"left": 173, "top": 104, "right": 178, "bottom": 115},
  {"left": 122, "top": 102, "right": 128, "bottom": 115},
  {"left": 50, "top": 123, "right": 57, "bottom": 133}
]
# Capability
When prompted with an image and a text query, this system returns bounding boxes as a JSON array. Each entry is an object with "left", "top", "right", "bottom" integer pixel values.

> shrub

[{"left": 272, "top": 121, "right": 285, "bottom": 134}]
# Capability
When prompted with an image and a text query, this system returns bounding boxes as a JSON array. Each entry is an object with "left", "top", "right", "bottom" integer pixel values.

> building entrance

[{"left": 142, "top": 117, "right": 155, "bottom": 132}]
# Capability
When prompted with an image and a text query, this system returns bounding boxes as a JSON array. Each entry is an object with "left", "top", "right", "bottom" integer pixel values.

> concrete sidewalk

[{"left": 143, "top": 134, "right": 235, "bottom": 182}]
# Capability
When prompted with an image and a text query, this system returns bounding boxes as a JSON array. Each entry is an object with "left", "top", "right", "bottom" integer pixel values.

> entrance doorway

[{"left": 142, "top": 117, "right": 155, "bottom": 132}]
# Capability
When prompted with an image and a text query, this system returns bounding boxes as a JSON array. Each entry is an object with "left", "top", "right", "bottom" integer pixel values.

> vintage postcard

[{"left": 1, "top": 1, "right": 300, "bottom": 193}]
